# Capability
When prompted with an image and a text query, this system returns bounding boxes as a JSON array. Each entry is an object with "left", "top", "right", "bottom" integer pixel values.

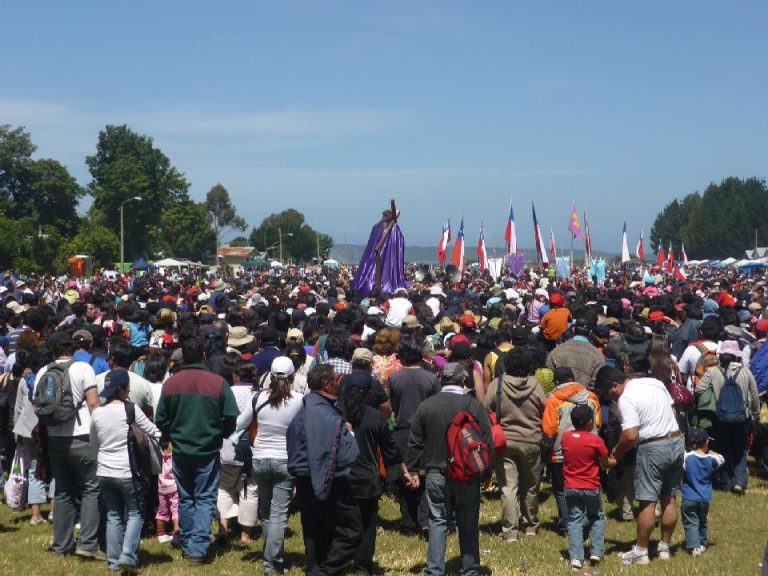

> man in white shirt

[
  {"left": 34, "top": 332, "right": 102, "bottom": 559},
  {"left": 601, "top": 368, "right": 684, "bottom": 565},
  {"left": 95, "top": 340, "right": 155, "bottom": 418},
  {"left": 384, "top": 287, "right": 414, "bottom": 328},
  {"left": 678, "top": 317, "right": 722, "bottom": 389}
]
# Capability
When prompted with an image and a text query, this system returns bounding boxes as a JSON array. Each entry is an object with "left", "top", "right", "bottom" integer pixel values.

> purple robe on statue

[{"left": 352, "top": 220, "right": 408, "bottom": 296}]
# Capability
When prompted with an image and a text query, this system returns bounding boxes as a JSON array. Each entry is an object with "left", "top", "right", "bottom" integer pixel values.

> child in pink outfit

[{"left": 156, "top": 441, "right": 179, "bottom": 543}]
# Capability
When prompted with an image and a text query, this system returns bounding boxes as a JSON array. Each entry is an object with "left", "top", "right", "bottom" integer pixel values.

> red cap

[
  {"left": 458, "top": 314, "right": 476, "bottom": 329},
  {"left": 549, "top": 293, "right": 566, "bottom": 307},
  {"left": 449, "top": 334, "right": 471, "bottom": 349},
  {"left": 756, "top": 319, "right": 768, "bottom": 334}
]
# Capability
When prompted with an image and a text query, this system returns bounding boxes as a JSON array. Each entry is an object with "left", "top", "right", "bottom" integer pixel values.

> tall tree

[
  {"left": 249, "top": 208, "right": 334, "bottom": 263},
  {"left": 650, "top": 177, "right": 768, "bottom": 259},
  {"left": 0, "top": 124, "right": 35, "bottom": 215},
  {"left": 150, "top": 200, "right": 217, "bottom": 263},
  {"left": 86, "top": 125, "right": 190, "bottom": 259},
  {"left": 204, "top": 184, "right": 247, "bottom": 264}
]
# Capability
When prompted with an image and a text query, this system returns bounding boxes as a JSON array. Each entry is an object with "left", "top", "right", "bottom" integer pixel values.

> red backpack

[{"left": 446, "top": 399, "right": 492, "bottom": 483}]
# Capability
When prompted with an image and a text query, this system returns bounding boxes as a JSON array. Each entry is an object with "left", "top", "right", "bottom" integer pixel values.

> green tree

[
  {"left": 86, "top": 125, "right": 190, "bottom": 259},
  {"left": 0, "top": 125, "right": 36, "bottom": 216},
  {"left": 228, "top": 236, "right": 250, "bottom": 247},
  {"left": 650, "top": 177, "right": 768, "bottom": 259},
  {"left": 650, "top": 193, "right": 701, "bottom": 256},
  {"left": 204, "top": 184, "right": 247, "bottom": 263},
  {"left": 150, "top": 200, "right": 217, "bottom": 263},
  {"left": 0, "top": 126, "right": 87, "bottom": 270},
  {"left": 61, "top": 219, "right": 120, "bottom": 268},
  {"left": 30, "top": 159, "right": 85, "bottom": 236},
  {"left": 249, "top": 209, "right": 333, "bottom": 263}
]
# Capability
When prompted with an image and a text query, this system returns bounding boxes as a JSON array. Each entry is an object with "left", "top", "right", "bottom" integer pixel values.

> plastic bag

[{"left": 3, "top": 445, "right": 28, "bottom": 512}]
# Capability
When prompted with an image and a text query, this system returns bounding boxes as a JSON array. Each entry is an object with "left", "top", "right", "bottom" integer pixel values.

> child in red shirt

[{"left": 561, "top": 404, "right": 610, "bottom": 572}]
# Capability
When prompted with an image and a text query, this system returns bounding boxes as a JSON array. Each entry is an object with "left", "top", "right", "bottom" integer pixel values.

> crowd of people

[{"left": 0, "top": 263, "right": 766, "bottom": 574}]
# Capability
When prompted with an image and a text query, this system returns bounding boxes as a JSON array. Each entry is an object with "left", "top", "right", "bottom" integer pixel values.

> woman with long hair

[
  {"left": 90, "top": 370, "right": 159, "bottom": 573},
  {"left": 371, "top": 327, "right": 402, "bottom": 386},
  {"left": 648, "top": 334, "right": 691, "bottom": 435},
  {"left": 235, "top": 356, "right": 303, "bottom": 573}
]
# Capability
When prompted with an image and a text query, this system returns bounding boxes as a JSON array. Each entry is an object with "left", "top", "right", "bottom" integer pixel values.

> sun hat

[
  {"left": 228, "top": 326, "right": 254, "bottom": 348},
  {"left": 716, "top": 340, "right": 742, "bottom": 357},
  {"left": 434, "top": 316, "right": 460, "bottom": 335}
]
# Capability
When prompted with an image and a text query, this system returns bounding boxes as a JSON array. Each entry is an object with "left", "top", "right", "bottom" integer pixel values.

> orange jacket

[{"left": 541, "top": 382, "right": 602, "bottom": 463}]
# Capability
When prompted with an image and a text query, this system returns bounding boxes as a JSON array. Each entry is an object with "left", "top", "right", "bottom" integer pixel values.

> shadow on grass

[
  {"left": 409, "top": 557, "right": 493, "bottom": 575},
  {"left": 0, "top": 524, "right": 18, "bottom": 534},
  {"left": 137, "top": 549, "right": 174, "bottom": 565}
]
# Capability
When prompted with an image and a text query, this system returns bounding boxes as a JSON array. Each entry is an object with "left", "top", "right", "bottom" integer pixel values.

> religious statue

[{"left": 351, "top": 199, "right": 408, "bottom": 296}]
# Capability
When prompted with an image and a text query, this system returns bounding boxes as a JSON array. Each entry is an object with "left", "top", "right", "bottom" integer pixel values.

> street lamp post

[
  {"left": 120, "top": 196, "right": 142, "bottom": 273},
  {"left": 279, "top": 227, "right": 294, "bottom": 263}
]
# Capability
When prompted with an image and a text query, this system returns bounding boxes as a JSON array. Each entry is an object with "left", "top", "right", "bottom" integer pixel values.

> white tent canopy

[{"left": 155, "top": 257, "right": 186, "bottom": 267}]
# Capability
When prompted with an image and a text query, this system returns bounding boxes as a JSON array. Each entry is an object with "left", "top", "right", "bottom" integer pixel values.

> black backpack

[
  {"left": 33, "top": 360, "right": 81, "bottom": 426},
  {"left": 125, "top": 402, "right": 162, "bottom": 480}
]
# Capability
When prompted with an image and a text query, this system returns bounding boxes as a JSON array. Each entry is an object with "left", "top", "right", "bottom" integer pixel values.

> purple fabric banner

[
  {"left": 508, "top": 252, "right": 525, "bottom": 276},
  {"left": 352, "top": 221, "right": 409, "bottom": 296}
]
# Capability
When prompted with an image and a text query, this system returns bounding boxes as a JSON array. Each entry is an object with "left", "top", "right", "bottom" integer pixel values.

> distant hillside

[{"left": 330, "top": 245, "right": 617, "bottom": 265}]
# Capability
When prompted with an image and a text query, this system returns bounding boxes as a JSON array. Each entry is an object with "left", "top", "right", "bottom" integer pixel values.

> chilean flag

[
  {"left": 437, "top": 219, "right": 451, "bottom": 265},
  {"left": 549, "top": 228, "right": 557, "bottom": 262},
  {"left": 476, "top": 225, "right": 488, "bottom": 273},
  {"left": 636, "top": 229, "right": 645, "bottom": 261},
  {"left": 451, "top": 217, "right": 465, "bottom": 275},
  {"left": 666, "top": 241, "right": 675, "bottom": 273},
  {"left": 532, "top": 202, "right": 548, "bottom": 264},
  {"left": 504, "top": 201, "right": 516, "bottom": 256},
  {"left": 656, "top": 241, "right": 666, "bottom": 267},
  {"left": 621, "top": 222, "right": 630, "bottom": 263}
]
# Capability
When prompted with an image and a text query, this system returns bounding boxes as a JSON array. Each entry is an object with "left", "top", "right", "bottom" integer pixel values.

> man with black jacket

[
  {"left": 287, "top": 364, "right": 361, "bottom": 575},
  {"left": 406, "top": 362, "right": 492, "bottom": 576}
]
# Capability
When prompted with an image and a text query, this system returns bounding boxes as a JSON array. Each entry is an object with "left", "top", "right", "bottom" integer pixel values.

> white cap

[{"left": 271, "top": 356, "right": 295, "bottom": 378}]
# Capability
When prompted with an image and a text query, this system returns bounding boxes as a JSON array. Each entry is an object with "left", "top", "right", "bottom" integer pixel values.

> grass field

[{"left": 1, "top": 477, "right": 766, "bottom": 575}]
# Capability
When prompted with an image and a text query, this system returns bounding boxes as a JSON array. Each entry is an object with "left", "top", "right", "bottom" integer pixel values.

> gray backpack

[{"left": 33, "top": 360, "right": 82, "bottom": 425}]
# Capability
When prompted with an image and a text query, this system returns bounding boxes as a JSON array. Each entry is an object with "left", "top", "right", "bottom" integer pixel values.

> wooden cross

[{"left": 375, "top": 199, "right": 399, "bottom": 291}]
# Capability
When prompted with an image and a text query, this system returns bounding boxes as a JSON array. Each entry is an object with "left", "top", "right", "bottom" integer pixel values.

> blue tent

[{"left": 131, "top": 257, "right": 153, "bottom": 270}]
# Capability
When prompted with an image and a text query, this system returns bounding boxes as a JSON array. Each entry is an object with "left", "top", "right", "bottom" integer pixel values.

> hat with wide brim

[
  {"left": 228, "top": 326, "right": 254, "bottom": 347},
  {"left": 434, "top": 316, "right": 460, "bottom": 336}
]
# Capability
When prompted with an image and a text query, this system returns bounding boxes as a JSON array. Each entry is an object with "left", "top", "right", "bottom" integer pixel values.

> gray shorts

[{"left": 634, "top": 436, "right": 684, "bottom": 502}]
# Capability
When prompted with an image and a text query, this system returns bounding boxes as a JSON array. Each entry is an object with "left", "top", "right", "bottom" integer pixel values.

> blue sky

[{"left": 2, "top": 1, "right": 766, "bottom": 252}]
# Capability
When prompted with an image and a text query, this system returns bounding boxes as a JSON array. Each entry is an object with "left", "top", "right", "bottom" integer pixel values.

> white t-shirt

[
  {"left": 678, "top": 340, "right": 717, "bottom": 388},
  {"left": 33, "top": 359, "right": 97, "bottom": 437},
  {"left": 96, "top": 370, "right": 154, "bottom": 410},
  {"left": 425, "top": 296, "right": 441, "bottom": 318},
  {"left": 618, "top": 377, "right": 679, "bottom": 441},
  {"left": 235, "top": 390, "right": 303, "bottom": 460},
  {"left": 90, "top": 402, "right": 159, "bottom": 478},
  {"left": 385, "top": 297, "right": 413, "bottom": 328}
]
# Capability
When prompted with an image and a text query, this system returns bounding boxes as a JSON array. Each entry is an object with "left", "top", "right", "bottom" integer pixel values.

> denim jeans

[
  {"left": 549, "top": 462, "right": 568, "bottom": 533},
  {"left": 47, "top": 436, "right": 101, "bottom": 555},
  {"left": 564, "top": 488, "right": 605, "bottom": 562},
  {"left": 253, "top": 458, "right": 293, "bottom": 572},
  {"left": 681, "top": 499, "right": 709, "bottom": 549},
  {"left": 21, "top": 437, "right": 53, "bottom": 505},
  {"left": 99, "top": 476, "right": 145, "bottom": 570},
  {"left": 425, "top": 470, "right": 481, "bottom": 576},
  {"left": 173, "top": 453, "right": 220, "bottom": 559}
]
